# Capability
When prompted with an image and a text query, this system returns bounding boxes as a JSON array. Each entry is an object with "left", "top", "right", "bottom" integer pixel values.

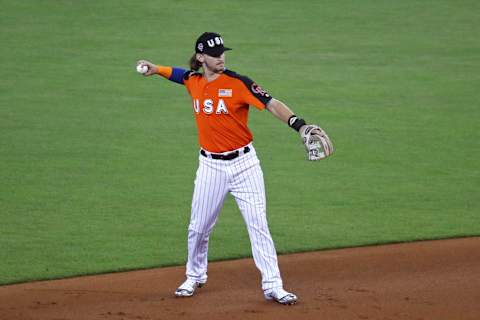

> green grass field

[{"left": 1, "top": 0, "right": 479, "bottom": 285}]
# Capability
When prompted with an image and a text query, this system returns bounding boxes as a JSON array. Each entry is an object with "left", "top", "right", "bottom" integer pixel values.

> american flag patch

[{"left": 218, "top": 89, "right": 232, "bottom": 97}]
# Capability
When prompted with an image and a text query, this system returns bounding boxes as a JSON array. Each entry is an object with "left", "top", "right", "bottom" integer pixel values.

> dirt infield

[{"left": 1, "top": 237, "right": 479, "bottom": 320}]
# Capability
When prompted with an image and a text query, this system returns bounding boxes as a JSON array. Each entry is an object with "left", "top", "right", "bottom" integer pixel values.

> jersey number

[{"left": 193, "top": 99, "right": 229, "bottom": 115}]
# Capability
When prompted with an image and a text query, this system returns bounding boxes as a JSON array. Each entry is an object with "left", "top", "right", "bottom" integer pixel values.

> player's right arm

[{"left": 136, "top": 60, "right": 187, "bottom": 85}]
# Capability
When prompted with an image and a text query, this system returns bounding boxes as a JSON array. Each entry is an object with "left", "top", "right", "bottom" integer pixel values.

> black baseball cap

[{"left": 195, "top": 32, "right": 232, "bottom": 57}]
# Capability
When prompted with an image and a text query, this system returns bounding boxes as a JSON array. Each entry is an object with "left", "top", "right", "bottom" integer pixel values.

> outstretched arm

[
  {"left": 266, "top": 98, "right": 334, "bottom": 160},
  {"left": 266, "top": 98, "right": 306, "bottom": 132},
  {"left": 136, "top": 60, "right": 187, "bottom": 85}
]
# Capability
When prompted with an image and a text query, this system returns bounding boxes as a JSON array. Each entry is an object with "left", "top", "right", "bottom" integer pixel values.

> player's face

[{"left": 202, "top": 53, "right": 225, "bottom": 73}]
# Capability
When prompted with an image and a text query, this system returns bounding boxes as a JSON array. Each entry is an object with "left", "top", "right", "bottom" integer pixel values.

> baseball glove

[{"left": 300, "top": 125, "right": 334, "bottom": 161}]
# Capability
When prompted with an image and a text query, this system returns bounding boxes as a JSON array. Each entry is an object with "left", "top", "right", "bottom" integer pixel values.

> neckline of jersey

[{"left": 202, "top": 69, "right": 229, "bottom": 85}]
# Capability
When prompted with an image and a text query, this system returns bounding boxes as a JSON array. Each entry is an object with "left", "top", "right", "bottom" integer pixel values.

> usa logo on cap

[{"left": 195, "top": 32, "right": 232, "bottom": 56}]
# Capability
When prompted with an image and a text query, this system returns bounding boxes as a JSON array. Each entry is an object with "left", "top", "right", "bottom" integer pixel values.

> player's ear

[{"left": 196, "top": 53, "right": 205, "bottom": 63}]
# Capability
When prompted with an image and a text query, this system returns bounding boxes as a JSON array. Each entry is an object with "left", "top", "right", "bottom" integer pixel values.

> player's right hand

[{"left": 136, "top": 60, "right": 158, "bottom": 76}]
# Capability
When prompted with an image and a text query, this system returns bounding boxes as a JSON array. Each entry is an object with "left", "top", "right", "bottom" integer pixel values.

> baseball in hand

[{"left": 136, "top": 64, "right": 149, "bottom": 74}]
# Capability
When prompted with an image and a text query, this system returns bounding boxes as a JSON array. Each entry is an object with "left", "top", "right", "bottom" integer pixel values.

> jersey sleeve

[
  {"left": 183, "top": 70, "right": 202, "bottom": 95},
  {"left": 169, "top": 67, "right": 187, "bottom": 84},
  {"left": 236, "top": 74, "right": 273, "bottom": 110},
  {"left": 156, "top": 66, "right": 188, "bottom": 85}
]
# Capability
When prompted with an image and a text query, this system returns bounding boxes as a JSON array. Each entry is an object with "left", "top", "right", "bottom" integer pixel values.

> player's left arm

[
  {"left": 240, "top": 73, "right": 333, "bottom": 159},
  {"left": 266, "top": 98, "right": 307, "bottom": 132},
  {"left": 266, "top": 98, "right": 334, "bottom": 160},
  {"left": 237, "top": 74, "right": 320, "bottom": 135}
]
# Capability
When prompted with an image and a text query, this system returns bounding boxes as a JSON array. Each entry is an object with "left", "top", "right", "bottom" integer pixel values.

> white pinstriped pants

[{"left": 186, "top": 143, "right": 283, "bottom": 291}]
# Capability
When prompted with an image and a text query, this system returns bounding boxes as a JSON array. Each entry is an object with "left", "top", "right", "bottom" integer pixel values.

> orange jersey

[{"left": 183, "top": 70, "right": 272, "bottom": 153}]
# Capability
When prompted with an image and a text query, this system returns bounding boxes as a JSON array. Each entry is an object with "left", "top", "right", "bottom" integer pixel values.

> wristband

[{"left": 288, "top": 115, "right": 306, "bottom": 132}]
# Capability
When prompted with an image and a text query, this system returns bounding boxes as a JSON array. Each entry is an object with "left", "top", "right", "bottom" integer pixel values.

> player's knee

[{"left": 188, "top": 223, "right": 212, "bottom": 235}]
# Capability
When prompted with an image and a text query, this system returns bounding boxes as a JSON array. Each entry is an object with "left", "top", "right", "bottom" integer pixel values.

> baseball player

[{"left": 137, "top": 32, "right": 333, "bottom": 305}]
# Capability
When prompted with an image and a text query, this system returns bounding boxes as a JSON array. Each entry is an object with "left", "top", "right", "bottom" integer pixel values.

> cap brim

[{"left": 205, "top": 46, "right": 232, "bottom": 57}]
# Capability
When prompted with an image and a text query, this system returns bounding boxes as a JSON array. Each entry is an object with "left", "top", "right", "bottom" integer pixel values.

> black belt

[{"left": 201, "top": 146, "right": 250, "bottom": 160}]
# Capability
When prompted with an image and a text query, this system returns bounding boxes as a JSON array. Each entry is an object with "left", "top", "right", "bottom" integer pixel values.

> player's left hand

[{"left": 300, "top": 125, "right": 334, "bottom": 161}]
